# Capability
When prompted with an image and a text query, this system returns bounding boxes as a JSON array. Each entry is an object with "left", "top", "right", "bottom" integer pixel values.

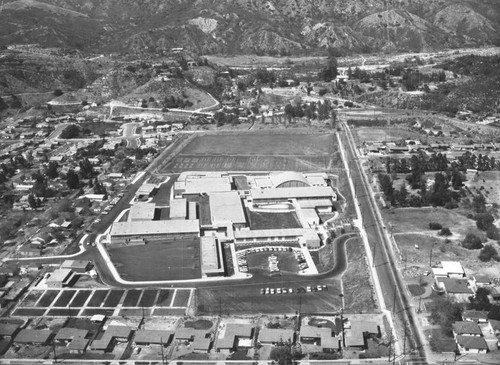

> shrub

[
  {"left": 475, "top": 213, "right": 495, "bottom": 231},
  {"left": 478, "top": 245, "right": 499, "bottom": 262},
  {"left": 462, "top": 233, "right": 483, "bottom": 250},
  {"left": 53, "top": 89, "right": 63, "bottom": 96},
  {"left": 439, "top": 227, "right": 452, "bottom": 236},
  {"left": 429, "top": 222, "right": 442, "bottom": 230},
  {"left": 486, "top": 226, "right": 500, "bottom": 240}
]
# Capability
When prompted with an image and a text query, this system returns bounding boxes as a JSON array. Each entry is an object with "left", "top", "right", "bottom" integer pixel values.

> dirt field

[
  {"left": 108, "top": 240, "right": 201, "bottom": 281},
  {"left": 466, "top": 170, "right": 500, "bottom": 206},
  {"left": 161, "top": 131, "right": 339, "bottom": 173},
  {"left": 354, "top": 126, "right": 423, "bottom": 143},
  {"left": 342, "top": 237, "right": 378, "bottom": 314}
]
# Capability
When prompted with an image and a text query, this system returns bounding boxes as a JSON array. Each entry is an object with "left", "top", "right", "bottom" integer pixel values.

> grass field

[
  {"left": 123, "top": 290, "right": 141, "bottom": 307},
  {"left": 247, "top": 210, "right": 301, "bottom": 230},
  {"left": 108, "top": 240, "right": 201, "bottom": 281},
  {"left": 161, "top": 132, "right": 339, "bottom": 173},
  {"left": 354, "top": 127, "right": 420, "bottom": 143}
]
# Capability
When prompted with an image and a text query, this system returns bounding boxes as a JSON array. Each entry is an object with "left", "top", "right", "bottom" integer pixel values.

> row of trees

[{"left": 283, "top": 100, "right": 335, "bottom": 122}]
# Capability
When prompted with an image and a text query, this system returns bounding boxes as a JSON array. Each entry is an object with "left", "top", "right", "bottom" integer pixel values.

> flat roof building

[
  {"left": 46, "top": 268, "right": 76, "bottom": 288},
  {"left": 216, "top": 324, "right": 253, "bottom": 352},
  {"left": 209, "top": 191, "right": 246, "bottom": 227},
  {"left": 250, "top": 186, "right": 336, "bottom": 202},
  {"left": 169, "top": 198, "right": 187, "bottom": 219},
  {"left": 60, "top": 260, "right": 93, "bottom": 273},
  {"left": 200, "top": 236, "right": 225, "bottom": 277},
  {"left": 109, "top": 220, "right": 199, "bottom": 245},
  {"left": 128, "top": 203, "right": 156, "bottom": 221}
]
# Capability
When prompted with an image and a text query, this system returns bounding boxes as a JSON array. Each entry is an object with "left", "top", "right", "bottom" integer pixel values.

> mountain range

[{"left": 0, "top": 0, "right": 499, "bottom": 55}]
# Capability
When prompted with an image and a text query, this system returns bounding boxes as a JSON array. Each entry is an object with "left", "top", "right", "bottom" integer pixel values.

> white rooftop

[
  {"left": 110, "top": 220, "right": 199, "bottom": 236},
  {"left": 209, "top": 191, "right": 246, "bottom": 225},
  {"left": 250, "top": 186, "right": 335, "bottom": 200},
  {"left": 128, "top": 203, "right": 155, "bottom": 221},
  {"left": 441, "top": 261, "right": 465, "bottom": 274}
]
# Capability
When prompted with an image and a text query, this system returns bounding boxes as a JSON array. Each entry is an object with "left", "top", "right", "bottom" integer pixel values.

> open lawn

[
  {"left": 172, "top": 289, "right": 191, "bottom": 307},
  {"left": 108, "top": 239, "right": 201, "bottom": 281},
  {"left": 247, "top": 210, "right": 301, "bottom": 230},
  {"left": 166, "top": 154, "right": 333, "bottom": 172},
  {"left": 161, "top": 132, "right": 339, "bottom": 172}
]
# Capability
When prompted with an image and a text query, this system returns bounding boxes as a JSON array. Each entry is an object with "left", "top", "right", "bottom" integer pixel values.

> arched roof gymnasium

[{"left": 270, "top": 172, "right": 311, "bottom": 188}]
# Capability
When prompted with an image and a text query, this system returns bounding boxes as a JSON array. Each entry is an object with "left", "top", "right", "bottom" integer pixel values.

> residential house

[
  {"left": 134, "top": 330, "right": 173, "bottom": 347},
  {"left": 299, "top": 325, "right": 340, "bottom": 352},
  {"left": 344, "top": 320, "right": 380, "bottom": 349},
  {"left": 0, "top": 323, "right": 21, "bottom": 339},
  {"left": 462, "top": 310, "right": 489, "bottom": 323},
  {"left": 455, "top": 336, "right": 488, "bottom": 354},
  {"left": 90, "top": 325, "right": 133, "bottom": 352},
  {"left": 14, "top": 329, "right": 53, "bottom": 345},
  {"left": 216, "top": 324, "right": 253, "bottom": 353},
  {"left": 452, "top": 322, "right": 482, "bottom": 337},
  {"left": 435, "top": 278, "right": 474, "bottom": 301},
  {"left": 55, "top": 328, "right": 89, "bottom": 354},
  {"left": 174, "top": 327, "right": 212, "bottom": 353},
  {"left": 258, "top": 328, "right": 294, "bottom": 345}
]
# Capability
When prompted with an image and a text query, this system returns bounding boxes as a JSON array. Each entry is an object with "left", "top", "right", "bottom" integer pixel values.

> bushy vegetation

[
  {"left": 478, "top": 245, "right": 500, "bottom": 262},
  {"left": 461, "top": 233, "right": 483, "bottom": 250}
]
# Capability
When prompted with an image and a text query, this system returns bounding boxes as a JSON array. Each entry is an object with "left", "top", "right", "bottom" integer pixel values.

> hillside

[{"left": 0, "top": 0, "right": 498, "bottom": 55}]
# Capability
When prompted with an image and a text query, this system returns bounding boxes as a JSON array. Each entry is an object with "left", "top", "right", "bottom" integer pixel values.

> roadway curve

[{"left": 340, "top": 121, "right": 428, "bottom": 364}]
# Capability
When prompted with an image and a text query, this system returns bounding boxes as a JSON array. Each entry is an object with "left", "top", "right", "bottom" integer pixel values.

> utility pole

[
  {"left": 429, "top": 245, "right": 434, "bottom": 267},
  {"left": 52, "top": 340, "right": 57, "bottom": 363},
  {"left": 219, "top": 296, "right": 222, "bottom": 317},
  {"left": 392, "top": 284, "right": 397, "bottom": 314},
  {"left": 160, "top": 336, "right": 165, "bottom": 365}
]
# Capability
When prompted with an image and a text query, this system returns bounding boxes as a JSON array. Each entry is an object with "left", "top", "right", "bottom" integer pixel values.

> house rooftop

[
  {"left": 0, "top": 323, "right": 20, "bottom": 337},
  {"left": 14, "top": 329, "right": 52, "bottom": 344},
  {"left": 462, "top": 310, "right": 489, "bottom": 321},
  {"left": 258, "top": 328, "right": 294, "bottom": 343},
  {"left": 452, "top": 321, "right": 482, "bottom": 335},
  {"left": 55, "top": 328, "right": 89, "bottom": 341},
  {"left": 437, "top": 278, "right": 473, "bottom": 294},
  {"left": 441, "top": 261, "right": 465, "bottom": 275},
  {"left": 216, "top": 324, "right": 253, "bottom": 349},
  {"left": 456, "top": 335, "right": 488, "bottom": 350},
  {"left": 134, "top": 330, "right": 173, "bottom": 345}
]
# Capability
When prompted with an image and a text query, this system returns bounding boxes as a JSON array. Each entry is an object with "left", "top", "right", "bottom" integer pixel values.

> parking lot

[
  {"left": 13, "top": 287, "right": 194, "bottom": 317},
  {"left": 236, "top": 246, "right": 309, "bottom": 275}
]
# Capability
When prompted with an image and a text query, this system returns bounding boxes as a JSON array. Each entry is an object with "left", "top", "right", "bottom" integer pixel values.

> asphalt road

[{"left": 339, "top": 122, "right": 427, "bottom": 363}]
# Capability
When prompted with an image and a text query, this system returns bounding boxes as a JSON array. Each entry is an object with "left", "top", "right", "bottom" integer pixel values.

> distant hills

[{"left": 0, "top": 0, "right": 499, "bottom": 55}]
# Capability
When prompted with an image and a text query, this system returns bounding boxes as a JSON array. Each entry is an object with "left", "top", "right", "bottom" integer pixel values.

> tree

[
  {"left": 66, "top": 169, "right": 80, "bottom": 189},
  {"left": 45, "top": 161, "right": 59, "bottom": 179},
  {"left": 489, "top": 305, "right": 500, "bottom": 320},
  {"left": 27, "top": 194, "right": 37, "bottom": 210},
  {"left": 319, "top": 55, "right": 338, "bottom": 82},
  {"left": 60, "top": 124, "right": 80, "bottom": 139},
  {"left": 472, "top": 194, "right": 486, "bottom": 213},
  {"left": 0, "top": 96, "right": 8, "bottom": 111},
  {"left": 53, "top": 89, "right": 63, "bottom": 96},
  {"left": 475, "top": 212, "right": 494, "bottom": 231},
  {"left": 270, "top": 344, "right": 293, "bottom": 365},
  {"left": 469, "top": 287, "right": 492, "bottom": 311},
  {"left": 478, "top": 245, "right": 499, "bottom": 262},
  {"left": 461, "top": 233, "right": 483, "bottom": 250},
  {"left": 486, "top": 225, "right": 500, "bottom": 240},
  {"left": 429, "top": 298, "right": 463, "bottom": 336},
  {"left": 429, "top": 222, "right": 442, "bottom": 230},
  {"left": 439, "top": 227, "right": 452, "bottom": 236},
  {"left": 79, "top": 159, "right": 95, "bottom": 179}
]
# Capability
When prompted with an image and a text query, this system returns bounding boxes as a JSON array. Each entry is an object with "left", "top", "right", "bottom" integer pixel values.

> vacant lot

[
  {"left": 247, "top": 210, "right": 301, "bottom": 230},
  {"left": 394, "top": 233, "right": 500, "bottom": 278},
  {"left": 161, "top": 132, "right": 339, "bottom": 173},
  {"left": 108, "top": 239, "right": 201, "bottom": 281},
  {"left": 342, "top": 237, "right": 378, "bottom": 314},
  {"left": 382, "top": 207, "right": 481, "bottom": 239}
]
